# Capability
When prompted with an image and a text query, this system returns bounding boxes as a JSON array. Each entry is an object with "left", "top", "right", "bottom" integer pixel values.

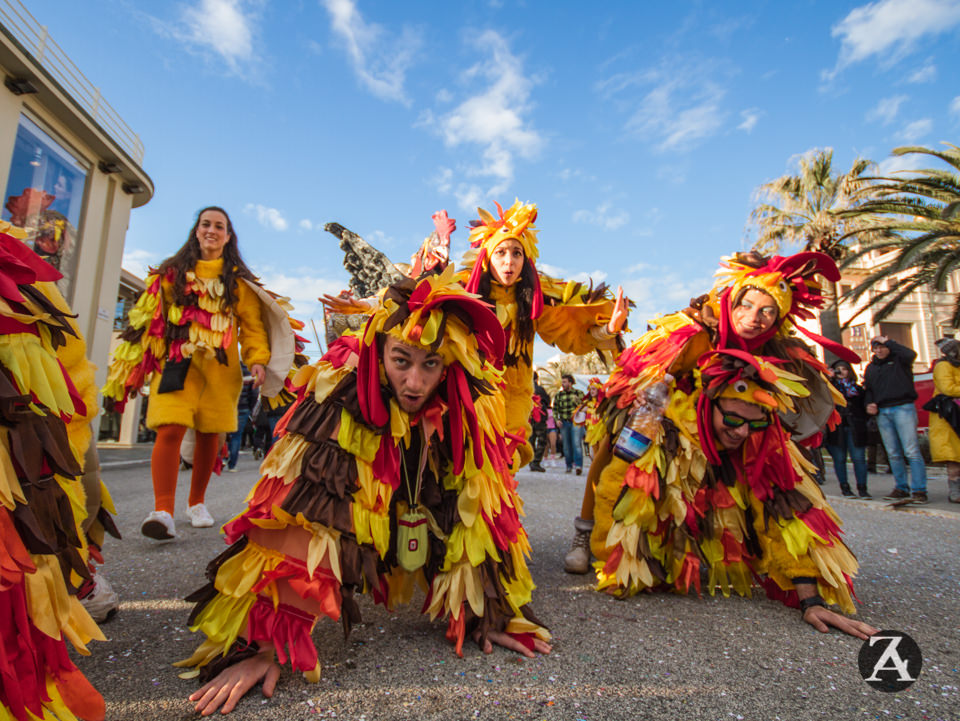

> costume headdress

[
  {"left": 356, "top": 265, "right": 506, "bottom": 474},
  {"left": 695, "top": 348, "right": 809, "bottom": 465},
  {"left": 711, "top": 251, "right": 858, "bottom": 363},
  {"left": 463, "top": 200, "right": 543, "bottom": 318},
  {"left": 588, "top": 376, "right": 603, "bottom": 391}
]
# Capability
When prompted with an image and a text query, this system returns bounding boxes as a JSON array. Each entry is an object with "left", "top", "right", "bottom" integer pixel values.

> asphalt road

[{"left": 75, "top": 451, "right": 960, "bottom": 721}]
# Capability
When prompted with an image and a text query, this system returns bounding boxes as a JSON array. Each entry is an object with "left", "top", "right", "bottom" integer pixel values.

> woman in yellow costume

[
  {"left": 592, "top": 348, "right": 877, "bottom": 638},
  {"left": 925, "top": 338, "right": 960, "bottom": 503},
  {"left": 0, "top": 225, "right": 120, "bottom": 721},
  {"left": 461, "top": 200, "right": 629, "bottom": 469},
  {"left": 577, "top": 376, "right": 605, "bottom": 455},
  {"left": 564, "top": 250, "right": 860, "bottom": 574},
  {"left": 178, "top": 269, "right": 551, "bottom": 715},
  {"left": 103, "top": 207, "right": 297, "bottom": 540}
]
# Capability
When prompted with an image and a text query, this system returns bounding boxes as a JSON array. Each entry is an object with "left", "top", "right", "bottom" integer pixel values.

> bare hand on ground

[
  {"left": 189, "top": 653, "right": 281, "bottom": 716},
  {"left": 474, "top": 629, "right": 553, "bottom": 658},
  {"left": 803, "top": 606, "right": 879, "bottom": 640}
]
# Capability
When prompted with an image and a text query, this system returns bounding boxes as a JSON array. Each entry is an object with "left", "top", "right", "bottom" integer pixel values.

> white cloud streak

[
  {"left": 571, "top": 202, "right": 630, "bottom": 232},
  {"left": 824, "top": 0, "right": 960, "bottom": 80},
  {"left": 244, "top": 204, "right": 289, "bottom": 231},
  {"left": 257, "top": 270, "right": 347, "bottom": 323},
  {"left": 178, "top": 0, "right": 257, "bottom": 73},
  {"left": 424, "top": 30, "right": 543, "bottom": 209},
  {"left": 738, "top": 108, "right": 761, "bottom": 133},
  {"left": 597, "top": 59, "right": 730, "bottom": 152},
  {"left": 299, "top": 219, "right": 314, "bottom": 231},
  {"left": 321, "top": 0, "right": 420, "bottom": 105},
  {"left": 121, "top": 249, "right": 161, "bottom": 280},
  {"left": 866, "top": 95, "right": 908, "bottom": 124},
  {"left": 950, "top": 96, "right": 960, "bottom": 120},
  {"left": 907, "top": 59, "right": 937, "bottom": 83},
  {"left": 895, "top": 118, "right": 933, "bottom": 142}
]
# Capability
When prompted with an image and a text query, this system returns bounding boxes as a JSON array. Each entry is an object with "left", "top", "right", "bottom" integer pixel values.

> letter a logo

[{"left": 858, "top": 630, "right": 922, "bottom": 692}]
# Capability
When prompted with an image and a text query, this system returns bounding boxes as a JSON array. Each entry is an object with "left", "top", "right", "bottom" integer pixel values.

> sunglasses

[{"left": 717, "top": 406, "right": 771, "bottom": 431}]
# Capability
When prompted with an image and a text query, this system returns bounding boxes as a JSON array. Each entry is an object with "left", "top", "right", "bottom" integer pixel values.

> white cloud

[
  {"left": 537, "top": 263, "right": 609, "bottom": 286},
  {"left": 177, "top": 0, "right": 258, "bottom": 73},
  {"left": 896, "top": 118, "right": 933, "bottom": 142},
  {"left": 738, "top": 108, "right": 761, "bottom": 133},
  {"left": 257, "top": 270, "right": 347, "bottom": 322},
  {"left": 824, "top": 0, "right": 960, "bottom": 80},
  {"left": 571, "top": 202, "right": 630, "bottom": 232},
  {"left": 907, "top": 59, "right": 937, "bottom": 83},
  {"left": 876, "top": 151, "right": 931, "bottom": 176},
  {"left": 620, "top": 267, "right": 713, "bottom": 341},
  {"left": 122, "top": 248, "right": 161, "bottom": 280},
  {"left": 424, "top": 30, "right": 543, "bottom": 208},
  {"left": 597, "top": 59, "right": 730, "bottom": 152},
  {"left": 950, "top": 96, "right": 960, "bottom": 120},
  {"left": 299, "top": 219, "right": 314, "bottom": 231},
  {"left": 321, "top": 0, "right": 420, "bottom": 105},
  {"left": 244, "top": 203, "right": 289, "bottom": 231},
  {"left": 866, "top": 95, "right": 908, "bottom": 124}
]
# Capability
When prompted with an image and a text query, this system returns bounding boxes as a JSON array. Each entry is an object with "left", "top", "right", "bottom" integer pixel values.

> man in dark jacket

[{"left": 863, "top": 336, "right": 928, "bottom": 503}]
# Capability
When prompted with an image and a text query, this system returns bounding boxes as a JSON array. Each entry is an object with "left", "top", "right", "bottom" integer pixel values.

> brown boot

[
  {"left": 563, "top": 517, "right": 594, "bottom": 574},
  {"left": 949, "top": 478, "right": 960, "bottom": 503}
]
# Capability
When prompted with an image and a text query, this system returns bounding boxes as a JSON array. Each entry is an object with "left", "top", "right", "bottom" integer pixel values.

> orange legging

[{"left": 151, "top": 425, "right": 220, "bottom": 514}]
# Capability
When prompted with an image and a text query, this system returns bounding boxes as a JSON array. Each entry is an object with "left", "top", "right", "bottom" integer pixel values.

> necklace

[{"left": 397, "top": 425, "right": 429, "bottom": 572}]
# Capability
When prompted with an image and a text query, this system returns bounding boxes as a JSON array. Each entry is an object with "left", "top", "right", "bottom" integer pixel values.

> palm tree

[
  {"left": 748, "top": 149, "right": 877, "bottom": 351},
  {"left": 838, "top": 144, "right": 960, "bottom": 327}
]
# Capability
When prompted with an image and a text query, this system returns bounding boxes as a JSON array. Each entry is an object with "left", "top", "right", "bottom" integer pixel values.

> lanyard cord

[{"left": 401, "top": 425, "right": 429, "bottom": 509}]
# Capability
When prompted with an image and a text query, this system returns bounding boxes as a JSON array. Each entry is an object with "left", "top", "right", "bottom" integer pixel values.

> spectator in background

[
  {"left": 226, "top": 364, "right": 259, "bottom": 471},
  {"left": 546, "top": 407, "right": 558, "bottom": 463},
  {"left": 863, "top": 336, "right": 928, "bottom": 504},
  {"left": 824, "top": 359, "right": 871, "bottom": 498},
  {"left": 926, "top": 338, "right": 960, "bottom": 503},
  {"left": 529, "top": 371, "right": 550, "bottom": 472},
  {"left": 553, "top": 374, "right": 584, "bottom": 475}
]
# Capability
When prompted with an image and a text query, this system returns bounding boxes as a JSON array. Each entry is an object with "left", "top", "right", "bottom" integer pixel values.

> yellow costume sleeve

[
  {"left": 536, "top": 302, "right": 617, "bottom": 355},
  {"left": 934, "top": 360, "right": 960, "bottom": 396},
  {"left": 235, "top": 280, "right": 271, "bottom": 368}
]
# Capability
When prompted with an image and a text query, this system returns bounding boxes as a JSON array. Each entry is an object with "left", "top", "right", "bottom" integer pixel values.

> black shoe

[
  {"left": 883, "top": 488, "right": 911, "bottom": 501},
  {"left": 857, "top": 489, "right": 873, "bottom": 499},
  {"left": 575, "top": 467, "right": 582, "bottom": 476},
  {"left": 911, "top": 491, "right": 928, "bottom": 505},
  {"left": 528, "top": 463, "right": 546, "bottom": 472},
  {"left": 841, "top": 488, "right": 856, "bottom": 497}
]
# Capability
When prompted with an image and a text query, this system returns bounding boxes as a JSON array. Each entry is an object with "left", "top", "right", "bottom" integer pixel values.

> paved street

[{"left": 78, "top": 447, "right": 959, "bottom": 720}]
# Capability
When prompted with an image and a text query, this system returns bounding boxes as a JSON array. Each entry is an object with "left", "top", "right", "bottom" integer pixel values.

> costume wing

[{"left": 324, "top": 222, "right": 404, "bottom": 299}]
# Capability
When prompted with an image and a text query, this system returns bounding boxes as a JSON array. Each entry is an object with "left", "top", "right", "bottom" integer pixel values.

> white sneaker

[
  {"left": 185, "top": 503, "right": 215, "bottom": 528},
  {"left": 80, "top": 572, "right": 119, "bottom": 623},
  {"left": 141, "top": 510, "right": 176, "bottom": 540}
]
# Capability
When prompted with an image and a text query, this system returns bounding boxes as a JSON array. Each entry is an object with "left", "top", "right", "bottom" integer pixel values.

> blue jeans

[
  {"left": 825, "top": 425, "right": 868, "bottom": 492},
  {"left": 226, "top": 412, "right": 250, "bottom": 469},
  {"left": 560, "top": 420, "right": 583, "bottom": 470},
  {"left": 875, "top": 403, "right": 927, "bottom": 493}
]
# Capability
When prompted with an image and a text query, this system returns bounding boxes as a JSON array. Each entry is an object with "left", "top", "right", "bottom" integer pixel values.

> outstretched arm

[
  {"left": 795, "top": 582, "right": 878, "bottom": 640},
  {"left": 606, "top": 285, "right": 629, "bottom": 335}
]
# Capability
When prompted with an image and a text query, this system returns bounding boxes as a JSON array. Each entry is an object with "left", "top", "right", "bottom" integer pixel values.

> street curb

[
  {"left": 830, "top": 496, "right": 960, "bottom": 520},
  {"left": 100, "top": 459, "right": 151, "bottom": 470}
]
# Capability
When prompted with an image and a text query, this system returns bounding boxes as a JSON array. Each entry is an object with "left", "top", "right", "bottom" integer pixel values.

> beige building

[
  {"left": 799, "top": 246, "right": 957, "bottom": 373},
  {"left": 0, "top": 2, "right": 153, "bottom": 437}
]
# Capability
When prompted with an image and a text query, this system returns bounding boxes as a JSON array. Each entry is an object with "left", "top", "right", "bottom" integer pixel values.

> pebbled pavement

[{"left": 76, "top": 449, "right": 959, "bottom": 720}]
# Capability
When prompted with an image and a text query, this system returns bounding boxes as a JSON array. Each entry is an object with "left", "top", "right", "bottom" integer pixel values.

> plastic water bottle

[{"left": 612, "top": 374, "right": 673, "bottom": 462}]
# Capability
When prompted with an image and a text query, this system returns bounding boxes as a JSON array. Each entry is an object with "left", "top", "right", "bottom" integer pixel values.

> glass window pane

[{"left": 2, "top": 114, "right": 89, "bottom": 298}]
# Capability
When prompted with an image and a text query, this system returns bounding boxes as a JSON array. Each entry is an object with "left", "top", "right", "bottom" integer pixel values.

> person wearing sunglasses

[{"left": 589, "top": 350, "right": 878, "bottom": 640}]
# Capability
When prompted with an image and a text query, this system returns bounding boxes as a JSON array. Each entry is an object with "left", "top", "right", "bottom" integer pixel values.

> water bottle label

[{"left": 613, "top": 427, "right": 652, "bottom": 462}]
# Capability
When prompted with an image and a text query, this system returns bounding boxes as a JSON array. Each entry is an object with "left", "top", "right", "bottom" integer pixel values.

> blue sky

[{"left": 33, "top": 0, "right": 960, "bottom": 362}]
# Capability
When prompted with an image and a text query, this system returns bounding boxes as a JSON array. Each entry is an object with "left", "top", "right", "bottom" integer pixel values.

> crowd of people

[{"left": 4, "top": 200, "right": 958, "bottom": 719}]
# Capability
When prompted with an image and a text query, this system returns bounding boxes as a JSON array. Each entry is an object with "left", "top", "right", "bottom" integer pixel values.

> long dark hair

[
  {"left": 159, "top": 206, "right": 256, "bottom": 307},
  {"left": 477, "top": 258, "right": 537, "bottom": 365}
]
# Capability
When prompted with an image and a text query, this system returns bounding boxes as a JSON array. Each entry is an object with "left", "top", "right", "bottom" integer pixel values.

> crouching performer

[
  {"left": 178, "top": 267, "right": 551, "bottom": 715},
  {"left": 592, "top": 349, "right": 877, "bottom": 639}
]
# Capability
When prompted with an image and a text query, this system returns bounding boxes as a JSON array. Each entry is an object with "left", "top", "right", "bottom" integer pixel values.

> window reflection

[{"left": 2, "top": 114, "right": 88, "bottom": 298}]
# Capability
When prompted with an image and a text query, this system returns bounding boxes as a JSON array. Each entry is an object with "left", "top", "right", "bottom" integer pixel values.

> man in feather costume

[{"left": 180, "top": 267, "right": 551, "bottom": 715}]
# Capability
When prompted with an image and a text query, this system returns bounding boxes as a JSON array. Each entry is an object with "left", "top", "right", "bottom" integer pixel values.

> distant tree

[
  {"left": 748, "top": 149, "right": 878, "bottom": 352},
  {"left": 537, "top": 351, "right": 612, "bottom": 395},
  {"left": 838, "top": 143, "right": 960, "bottom": 325}
]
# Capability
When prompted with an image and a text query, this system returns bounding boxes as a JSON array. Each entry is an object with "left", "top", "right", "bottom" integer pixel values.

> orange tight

[{"left": 151, "top": 425, "right": 220, "bottom": 514}]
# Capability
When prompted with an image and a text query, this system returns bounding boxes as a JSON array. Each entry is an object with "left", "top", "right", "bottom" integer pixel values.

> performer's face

[
  {"left": 196, "top": 209, "right": 230, "bottom": 260},
  {"left": 383, "top": 335, "right": 445, "bottom": 413},
  {"left": 711, "top": 398, "right": 770, "bottom": 451},
  {"left": 731, "top": 289, "right": 778, "bottom": 339},
  {"left": 489, "top": 239, "right": 524, "bottom": 287}
]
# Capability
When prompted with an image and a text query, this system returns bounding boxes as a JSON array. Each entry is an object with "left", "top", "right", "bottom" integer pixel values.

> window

[
  {"left": 879, "top": 322, "right": 913, "bottom": 350},
  {"left": 2, "top": 114, "right": 89, "bottom": 298},
  {"left": 839, "top": 283, "right": 852, "bottom": 296}
]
